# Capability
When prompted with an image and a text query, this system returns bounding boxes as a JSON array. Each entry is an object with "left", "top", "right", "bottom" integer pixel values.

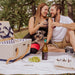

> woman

[{"left": 25, "top": 3, "right": 52, "bottom": 43}]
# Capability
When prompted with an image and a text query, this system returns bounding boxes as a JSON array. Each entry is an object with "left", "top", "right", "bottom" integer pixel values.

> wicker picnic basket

[
  {"left": 0, "top": 21, "right": 32, "bottom": 64},
  {"left": 0, "top": 38, "right": 31, "bottom": 64}
]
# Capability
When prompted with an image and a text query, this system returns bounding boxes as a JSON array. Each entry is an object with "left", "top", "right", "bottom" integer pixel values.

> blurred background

[
  {"left": 0, "top": 1, "right": 75, "bottom": 75},
  {"left": 0, "top": 0, "right": 75, "bottom": 38}
]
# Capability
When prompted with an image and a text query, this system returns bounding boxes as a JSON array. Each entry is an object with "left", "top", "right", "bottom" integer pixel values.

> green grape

[
  {"left": 29, "top": 56, "right": 40, "bottom": 62},
  {"left": 37, "top": 59, "right": 40, "bottom": 62},
  {"left": 29, "top": 57, "right": 33, "bottom": 62}
]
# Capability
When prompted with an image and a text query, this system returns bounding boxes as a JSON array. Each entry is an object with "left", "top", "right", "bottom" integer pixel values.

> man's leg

[{"left": 65, "top": 29, "right": 75, "bottom": 51}]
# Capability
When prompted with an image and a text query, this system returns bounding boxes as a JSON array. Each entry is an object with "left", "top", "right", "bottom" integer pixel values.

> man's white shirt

[{"left": 52, "top": 15, "right": 74, "bottom": 42}]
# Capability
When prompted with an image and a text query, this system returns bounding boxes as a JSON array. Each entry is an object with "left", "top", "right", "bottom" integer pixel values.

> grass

[{"left": 14, "top": 29, "right": 28, "bottom": 39}]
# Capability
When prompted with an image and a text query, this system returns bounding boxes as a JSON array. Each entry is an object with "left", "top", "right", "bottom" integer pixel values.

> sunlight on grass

[{"left": 14, "top": 29, "right": 28, "bottom": 39}]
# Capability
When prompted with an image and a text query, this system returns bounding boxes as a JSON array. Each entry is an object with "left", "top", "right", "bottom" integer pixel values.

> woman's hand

[{"left": 39, "top": 20, "right": 48, "bottom": 28}]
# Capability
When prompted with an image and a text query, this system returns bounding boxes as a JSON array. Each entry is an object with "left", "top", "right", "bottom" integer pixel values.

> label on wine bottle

[{"left": 42, "top": 52, "right": 48, "bottom": 60}]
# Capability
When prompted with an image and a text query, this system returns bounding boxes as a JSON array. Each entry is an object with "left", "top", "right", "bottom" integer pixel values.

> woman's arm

[
  {"left": 47, "top": 17, "right": 53, "bottom": 43},
  {"left": 29, "top": 17, "right": 40, "bottom": 35},
  {"left": 29, "top": 17, "right": 48, "bottom": 35}
]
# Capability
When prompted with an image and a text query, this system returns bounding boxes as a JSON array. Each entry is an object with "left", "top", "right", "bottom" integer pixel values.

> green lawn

[{"left": 14, "top": 29, "right": 28, "bottom": 39}]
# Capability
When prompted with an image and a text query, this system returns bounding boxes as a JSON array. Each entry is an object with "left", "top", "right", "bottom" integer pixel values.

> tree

[
  {"left": 0, "top": 0, "right": 48, "bottom": 31},
  {"left": 66, "top": 0, "right": 73, "bottom": 20},
  {"left": 72, "top": 0, "right": 75, "bottom": 22},
  {"left": 61, "top": 0, "right": 65, "bottom": 15},
  {"left": 47, "top": 0, "right": 75, "bottom": 22}
]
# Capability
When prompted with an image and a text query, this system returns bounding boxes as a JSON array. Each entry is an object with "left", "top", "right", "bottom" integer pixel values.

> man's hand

[
  {"left": 52, "top": 22, "right": 75, "bottom": 30},
  {"left": 52, "top": 22, "right": 62, "bottom": 28}
]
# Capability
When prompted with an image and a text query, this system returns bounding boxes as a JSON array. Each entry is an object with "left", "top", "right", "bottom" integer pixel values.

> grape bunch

[{"left": 29, "top": 56, "right": 40, "bottom": 62}]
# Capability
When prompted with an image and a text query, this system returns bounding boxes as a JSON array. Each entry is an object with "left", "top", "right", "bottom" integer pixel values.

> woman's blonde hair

[{"left": 34, "top": 3, "right": 48, "bottom": 26}]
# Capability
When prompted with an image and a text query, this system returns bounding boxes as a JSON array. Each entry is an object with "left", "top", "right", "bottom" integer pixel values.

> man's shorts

[
  {"left": 49, "top": 30, "right": 75, "bottom": 49},
  {"left": 50, "top": 38, "right": 71, "bottom": 49}
]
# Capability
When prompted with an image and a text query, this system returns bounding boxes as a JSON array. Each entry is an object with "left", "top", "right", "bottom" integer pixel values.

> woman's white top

[{"left": 52, "top": 15, "right": 73, "bottom": 42}]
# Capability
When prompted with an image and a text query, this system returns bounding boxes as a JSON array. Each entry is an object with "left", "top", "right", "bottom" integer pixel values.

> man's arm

[
  {"left": 63, "top": 23, "right": 75, "bottom": 30},
  {"left": 52, "top": 22, "right": 75, "bottom": 30}
]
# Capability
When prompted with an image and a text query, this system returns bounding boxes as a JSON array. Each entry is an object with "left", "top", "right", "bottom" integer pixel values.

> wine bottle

[{"left": 42, "top": 39, "right": 48, "bottom": 60}]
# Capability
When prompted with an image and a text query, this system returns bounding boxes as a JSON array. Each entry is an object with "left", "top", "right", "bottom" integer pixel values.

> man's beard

[
  {"left": 43, "top": 15, "right": 47, "bottom": 18},
  {"left": 51, "top": 12, "right": 57, "bottom": 18}
]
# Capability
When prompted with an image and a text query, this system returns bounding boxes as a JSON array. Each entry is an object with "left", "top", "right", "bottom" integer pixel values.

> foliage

[
  {"left": 0, "top": 0, "right": 75, "bottom": 31},
  {"left": 0, "top": 0, "right": 47, "bottom": 31},
  {"left": 0, "top": 0, "right": 32, "bottom": 30}
]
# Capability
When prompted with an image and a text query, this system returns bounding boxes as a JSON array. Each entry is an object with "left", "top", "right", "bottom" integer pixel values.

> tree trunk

[
  {"left": 61, "top": 0, "right": 65, "bottom": 15},
  {"left": 32, "top": 2, "right": 36, "bottom": 16},
  {"left": 67, "top": 1, "right": 73, "bottom": 20},
  {"left": 73, "top": 3, "right": 75, "bottom": 22}
]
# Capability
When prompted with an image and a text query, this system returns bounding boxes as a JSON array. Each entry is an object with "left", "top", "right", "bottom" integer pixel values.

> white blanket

[{"left": 0, "top": 52, "right": 75, "bottom": 74}]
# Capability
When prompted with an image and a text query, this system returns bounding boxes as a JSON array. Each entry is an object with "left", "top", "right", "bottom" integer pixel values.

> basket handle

[
  {"left": 14, "top": 44, "right": 30, "bottom": 62},
  {"left": 6, "top": 44, "right": 30, "bottom": 64},
  {"left": 6, "top": 48, "right": 19, "bottom": 64}
]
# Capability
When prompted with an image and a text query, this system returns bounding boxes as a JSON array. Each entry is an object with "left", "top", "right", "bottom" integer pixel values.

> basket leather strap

[
  {"left": 6, "top": 48, "right": 19, "bottom": 64},
  {"left": 14, "top": 44, "right": 30, "bottom": 62},
  {"left": 6, "top": 44, "right": 30, "bottom": 64}
]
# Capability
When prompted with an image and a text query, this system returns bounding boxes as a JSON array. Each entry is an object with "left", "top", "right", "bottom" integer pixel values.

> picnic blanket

[{"left": 0, "top": 52, "right": 75, "bottom": 74}]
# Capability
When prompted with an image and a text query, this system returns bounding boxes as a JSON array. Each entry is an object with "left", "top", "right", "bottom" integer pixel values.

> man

[{"left": 47, "top": 4, "right": 75, "bottom": 52}]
